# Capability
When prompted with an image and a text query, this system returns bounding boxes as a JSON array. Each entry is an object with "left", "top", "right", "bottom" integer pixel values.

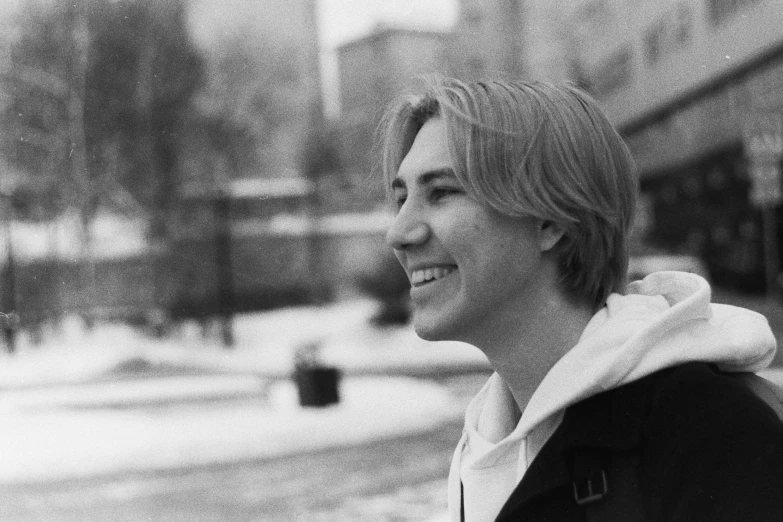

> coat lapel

[{"left": 494, "top": 371, "right": 657, "bottom": 520}]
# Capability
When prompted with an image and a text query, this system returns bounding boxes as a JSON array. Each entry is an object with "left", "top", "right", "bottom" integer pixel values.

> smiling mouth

[{"left": 410, "top": 266, "right": 457, "bottom": 287}]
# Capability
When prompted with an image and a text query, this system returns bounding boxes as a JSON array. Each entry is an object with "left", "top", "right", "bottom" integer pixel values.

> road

[
  {"left": 0, "top": 422, "right": 461, "bottom": 522},
  {"left": 0, "top": 374, "right": 488, "bottom": 522}
]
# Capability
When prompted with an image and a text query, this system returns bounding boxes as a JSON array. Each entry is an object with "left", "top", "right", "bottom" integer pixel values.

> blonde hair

[{"left": 378, "top": 76, "right": 638, "bottom": 309}]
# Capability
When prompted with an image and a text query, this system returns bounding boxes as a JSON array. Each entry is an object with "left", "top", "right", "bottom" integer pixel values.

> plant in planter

[{"left": 293, "top": 341, "right": 340, "bottom": 407}]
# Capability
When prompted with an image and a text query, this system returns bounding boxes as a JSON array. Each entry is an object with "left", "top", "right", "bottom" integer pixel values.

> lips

[{"left": 410, "top": 265, "right": 457, "bottom": 287}]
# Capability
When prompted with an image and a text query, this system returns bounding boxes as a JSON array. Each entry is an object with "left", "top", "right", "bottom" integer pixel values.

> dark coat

[{"left": 494, "top": 362, "right": 783, "bottom": 521}]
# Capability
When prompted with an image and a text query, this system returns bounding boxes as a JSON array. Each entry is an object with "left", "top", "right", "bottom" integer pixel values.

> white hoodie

[{"left": 448, "top": 271, "right": 778, "bottom": 522}]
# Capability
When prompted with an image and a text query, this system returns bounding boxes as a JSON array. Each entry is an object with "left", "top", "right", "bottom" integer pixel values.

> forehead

[{"left": 395, "top": 118, "right": 452, "bottom": 185}]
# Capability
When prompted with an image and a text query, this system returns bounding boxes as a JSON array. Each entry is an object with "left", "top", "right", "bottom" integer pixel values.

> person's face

[{"left": 386, "top": 117, "right": 553, "bottom": 343}]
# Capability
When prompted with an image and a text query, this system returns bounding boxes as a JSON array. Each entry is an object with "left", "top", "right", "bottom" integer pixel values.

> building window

[
  {"left": 707, "top": 0, "right": 762, "bottom": 25},
  {"left": 674, "top": 2, "right": 693, "bottom": 43},
  {"left": 580, "top": 0, "right": 610, "bottom": 23},
  {"left": 644, "top": 19, "right": 666, "bottom": 64},
  {"left": 644, "top": 2, "right": 693, "bottom": 65}
]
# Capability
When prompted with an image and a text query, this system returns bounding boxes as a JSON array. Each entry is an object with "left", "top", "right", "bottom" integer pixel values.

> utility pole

[
  {"left": 66, "top": 1, "right": 94, "bottom": 323},
  {"left": 1, "top": 190, "right": 17, "bottom": 353},
  {"left": 0, "top": 27, "right": 17, "bottom": 352},
  {"left": 213, "top": 189, "right": 234, "bottom": 348}
]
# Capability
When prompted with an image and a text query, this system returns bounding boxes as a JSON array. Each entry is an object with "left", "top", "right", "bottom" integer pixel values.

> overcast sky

[{"left": 316, "top": 0, "right": 457, "bottom": 48}]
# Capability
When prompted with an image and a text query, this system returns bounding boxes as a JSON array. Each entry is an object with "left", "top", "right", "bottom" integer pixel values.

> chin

[{"left": 412, "top": 315, "right": 462, "bottom": 342}]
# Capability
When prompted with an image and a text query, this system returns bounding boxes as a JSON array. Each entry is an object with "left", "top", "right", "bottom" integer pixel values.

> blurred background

[{"left": 1, "top": 0, "right": 783, "bottom": 520}]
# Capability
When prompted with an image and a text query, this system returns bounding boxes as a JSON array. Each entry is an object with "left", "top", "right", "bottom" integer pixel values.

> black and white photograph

[{"left": 1, "top": 1, "right": 783, "bottom": 520}]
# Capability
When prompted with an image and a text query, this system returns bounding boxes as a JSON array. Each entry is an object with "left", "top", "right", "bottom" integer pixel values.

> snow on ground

[
  {"left": 0, "top": 299, "right": 488, "bottom": 387},
  {"left": 0, "top": 299, "right": 489, "bottom": 486},
  {"left": 0, "top": 376, "right": 463, "bottom": 484}
]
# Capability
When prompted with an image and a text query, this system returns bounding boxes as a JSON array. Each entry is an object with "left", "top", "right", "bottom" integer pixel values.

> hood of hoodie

[
  {"left": 459, "top": 269, "right": 778, "bottom": 475},
  {"left": 516, "top": 271, "right": 776, "bottom": 434}
]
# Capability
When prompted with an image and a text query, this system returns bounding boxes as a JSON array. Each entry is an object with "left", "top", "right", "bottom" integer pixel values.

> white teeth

[{"left": 411, "top": 266, "right": 455, "bottom": 286}]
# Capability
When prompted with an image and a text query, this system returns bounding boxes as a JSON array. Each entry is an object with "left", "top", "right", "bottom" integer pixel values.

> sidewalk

[{"left": 0, "top": 374, "right": 469, "bottom": 485}]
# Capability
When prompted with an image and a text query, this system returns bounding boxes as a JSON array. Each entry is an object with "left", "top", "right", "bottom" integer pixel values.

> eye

[{"left": 429, "top": 186, "right": 461, "bottom": 202}]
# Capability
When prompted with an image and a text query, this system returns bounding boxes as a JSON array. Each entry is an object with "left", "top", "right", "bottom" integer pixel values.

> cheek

[{"left": 453, "top": 213, "right": 495, "bottom": 247}]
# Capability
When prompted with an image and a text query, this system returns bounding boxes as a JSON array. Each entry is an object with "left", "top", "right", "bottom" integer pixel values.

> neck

[{"left": 470, "top": 285, "right": 595, "bottom": 415}]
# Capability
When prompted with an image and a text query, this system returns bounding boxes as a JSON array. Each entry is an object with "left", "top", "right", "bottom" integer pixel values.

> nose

[{"left": 386, "top": 205, "right": 430, "bottom": 251}]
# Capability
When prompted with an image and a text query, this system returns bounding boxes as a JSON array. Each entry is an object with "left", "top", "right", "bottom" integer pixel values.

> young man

[{"left": 380, "top": 77, "right": 783, "bottom": 521}]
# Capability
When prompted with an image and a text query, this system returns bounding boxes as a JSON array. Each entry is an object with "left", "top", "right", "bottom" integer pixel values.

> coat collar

[{"left": 495, "top": 369, "right": 658, "bottom": 519}]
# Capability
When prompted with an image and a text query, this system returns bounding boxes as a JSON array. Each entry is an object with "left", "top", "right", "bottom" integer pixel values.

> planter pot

[{"left": 294, "top": 366, "right": 341, "bottom": 407}]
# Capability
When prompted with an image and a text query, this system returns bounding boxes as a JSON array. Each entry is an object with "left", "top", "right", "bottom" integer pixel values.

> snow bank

[{"left": 0, "top": 376, "right": 463, "bottom": 484}]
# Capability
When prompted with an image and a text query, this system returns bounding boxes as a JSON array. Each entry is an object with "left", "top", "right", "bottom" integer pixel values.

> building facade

[
  {"left": 450, "top": 0, "right": 573, "bottom": 82},
  {"left": 564, "top": 0, "right": 783, "bottom": 293},
  {"left": 334, "top": 0, "right": 783, "bottom": 293}
]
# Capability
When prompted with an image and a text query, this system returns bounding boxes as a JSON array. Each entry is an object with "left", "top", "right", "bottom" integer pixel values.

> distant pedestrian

[{"left": 379, "top": 76, "right": 783, "bottom": 521}]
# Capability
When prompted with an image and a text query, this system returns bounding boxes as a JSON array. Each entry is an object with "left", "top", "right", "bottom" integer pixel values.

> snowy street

[
  {"left": 0, "top": 299, "right": 489, "bottom": 521},
  {"left": 0, "top": 374, "right": 471, "bottom": 484},
  {"left": 0, "top": 403, "right": 470, "bottom": 522}
]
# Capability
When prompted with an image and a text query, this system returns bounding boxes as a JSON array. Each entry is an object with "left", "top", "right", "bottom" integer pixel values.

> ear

[{"left": 537, "top": 220, "right": 566, "bottom": 253}]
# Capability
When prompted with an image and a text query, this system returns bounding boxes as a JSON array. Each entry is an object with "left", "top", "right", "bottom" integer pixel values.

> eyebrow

[{"left": 391, "top": 168, "right": 457, "bottom": 190}]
